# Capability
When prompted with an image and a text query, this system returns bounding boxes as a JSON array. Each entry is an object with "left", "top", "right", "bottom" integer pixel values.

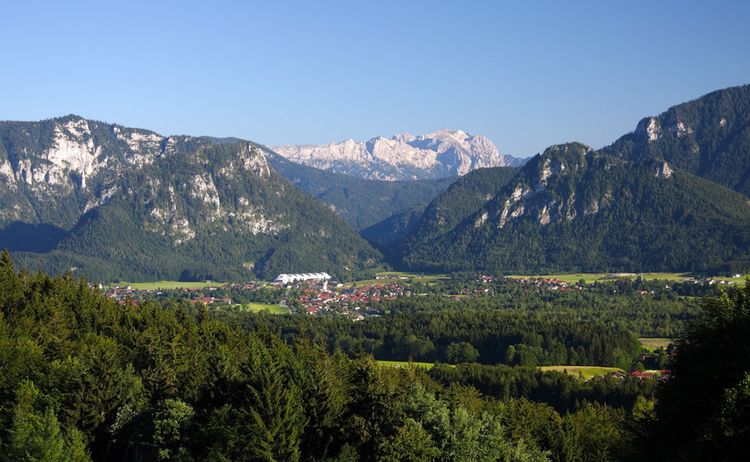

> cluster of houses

[
  {"left": 296, "top": 283, "right": 408, "bottom": 317},
  {"left": 102, "top": 286, "right": 141, "bottom": 305},
  {"left": 629, "top": 370, "right": 671, "bottom": 381},
  {"left": 100, "top": 272, "right": 412, "bottom": 319},
  {"left": 598, "top": 369, "right": 671, "bottom": 382}
]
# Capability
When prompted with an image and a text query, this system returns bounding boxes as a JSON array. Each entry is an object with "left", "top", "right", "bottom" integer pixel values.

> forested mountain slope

[
  {"left": 364, "top": 166, "right": 519, "bottom": 252},
  {"left": 603, "top": 84, "right": 750, "bottom": 196},
  {"left": 263, "top": 149, "right": 455, "bottom": 230},
  {"left": 397, "top": 143, "right": 750, "bottom": 273},
  {"left": 0, "top": 116, "right": 382, "bottom": 281}
]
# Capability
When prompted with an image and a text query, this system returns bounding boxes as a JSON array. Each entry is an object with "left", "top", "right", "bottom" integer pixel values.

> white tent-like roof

[{"left": 274, "top": 273, "right": 332, "bottom": 284}]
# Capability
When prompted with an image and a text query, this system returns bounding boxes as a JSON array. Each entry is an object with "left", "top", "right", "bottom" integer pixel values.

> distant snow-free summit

[{"left": 272, "top": 129, "right": 526, "bottom": 181}]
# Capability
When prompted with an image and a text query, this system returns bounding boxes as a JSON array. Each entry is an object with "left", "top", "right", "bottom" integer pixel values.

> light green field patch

[
  {"left": 634, "top": 273, "right": 692, "bottom": 282},
  {"left": 709, "top": 275, "right": 749, "bottom": 285},
  {"left": 347, "top": 279, "right": 389, "bottom": 287},
  {"left": 508, "top": 273, "right": 691, "bottom": 284},
  {"left": 376, "top": 360, "right": 451, "bottom": 370},
  {"left": 376, "top": 271, "right": 449, "bottom": 281},
  {"left": 345, "top": 272, "right": 449, "bottom": 288},
  {"left": 241, "top": 302, "right": 287, "bottom": 314},
  {"left": 107, "top": 280, "right": 220, "bottom": 290},
  {"left": 639, "top": 338, "right": 673, "bottom": 351},
  {"left": 539, "top": 365, "right": 624, "bottom": 380}
]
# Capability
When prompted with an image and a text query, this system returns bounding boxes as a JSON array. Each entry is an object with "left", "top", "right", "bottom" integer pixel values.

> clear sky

[{"left": 1, "top": 0, "right": 748, "bottom": 156}]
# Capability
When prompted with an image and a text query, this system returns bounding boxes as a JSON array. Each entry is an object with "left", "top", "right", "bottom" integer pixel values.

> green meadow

[
  {"left": 539, "top": 365, "right": 624, "bottom": 380},
  {"left": 240, "top": 302, "right": 288, "bottom": 314},
  {"left": 710, "top": 274, "right": 750, "bottom": 285},
  {"left": 347, "top": 271, "right": 449, "bottom": 287},
  {"left": 376, "top": 271, "right": 449, "bottom": 281},
  {"left": 639, "top": 338, "right": 673, "bottom": 351},
  {"left": 508, "top": 272, "right": 692, "bottom": 284},
  {"left": 107, "top": 280, "right": 220, "bottom": 290}
]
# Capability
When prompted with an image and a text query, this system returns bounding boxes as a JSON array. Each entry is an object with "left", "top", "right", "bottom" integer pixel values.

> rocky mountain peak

[
  {"left": 540, "top": 142, "right": 592, "bottom": 159},
  {"left": 604, "top": 85, "right": 750, "bottom": 197},
  {"left": 271, "top": 129, "right": 526, "bottom": 180},
  {"left": 391, "top": 132, "right": 416, "bottom": 143}
]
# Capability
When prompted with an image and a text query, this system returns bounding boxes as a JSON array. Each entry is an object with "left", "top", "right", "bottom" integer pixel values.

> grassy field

[
  {"left": 240, "top": 302, "right": 287, "bottom": 314},
  {"left": 508, "top": 272, "right": 692, "bottom": 284},
  {"left": 376, "top": 271, "right": 449, "bottom": 281},
  {"left": 107, "top": 280, "right": 220, "bottom": 290},
  {"left": 539, "top": 365, "right": 624, "bottom": 380},
  {"left": 639, "top": 338, "right": 673, "bottom": 351},
  {"left": 710, "top": 274, "right": 749, "bottom": 285},
  {"left": 347, "top": 272, "right": 449, "bottom": 287},
  {"left": 376, "top": 360, "right": 450, "bottom": 370}
]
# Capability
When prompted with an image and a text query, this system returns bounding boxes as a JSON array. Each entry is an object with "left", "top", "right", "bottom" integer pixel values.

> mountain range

[
  {"left": 272, "top": 129, "right": 526, "bottom": 181},
  {"left": 361, "top": 166, "right": 519, "bottom": 252},
  {"left": 386, "top": 85, "right": 750, "bottom": 274},
  {"left": 262, "top": 150, "right": 455, "bottom": 230},
  {"left": 0, "top": 85, "right": 748, "bottom": 281},
  {"left": 394, "top": 142, "right": 750, "bottom": 273}
]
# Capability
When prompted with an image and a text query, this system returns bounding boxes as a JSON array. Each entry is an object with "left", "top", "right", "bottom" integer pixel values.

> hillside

[
  {"left": 603, "top": 84, "right": 750, "bottom": 196},
  {"left": 365, "top": 166, "right": 519, "bottom": 252},
  {"left": 360, "top": 205, "right": 427, "bottom": 252},
  {"left": 397, "top": 143, "right": 750, "bottom": 273},
  {"left": 0, "top": 116, "right": 383, "bottom": 281},
  {"left": 263, "top": 150, "right": 455, "bottom": 230},
  {"left": 400, "top": 166, "right": 520, "bottom": 243},
  {"left": 272, "top": 128, "right": 525, "bottom": 181}
]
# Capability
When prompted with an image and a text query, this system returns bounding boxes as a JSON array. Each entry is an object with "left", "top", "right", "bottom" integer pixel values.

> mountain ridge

[
  {"left": 272, "top": 128, "right": 526, "bottom": 181},
  {"left": 0, "top": 115, "right": 383, "bottom": 281},
  {"left": 397, "top": 142, "right": 750, "bottom": 273},
  {"left": 260, "top": 149, "right": 455, "bottom": 230},
  {"left": 603, "top": 84, "right": 750, "bottom": 196},
  {"left": 390, "top": 86, "right": 750, "bottom": 274}
]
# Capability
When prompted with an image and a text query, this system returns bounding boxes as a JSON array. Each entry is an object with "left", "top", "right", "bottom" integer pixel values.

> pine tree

[
  {"left": 6, "top": 380, "right": 91, "bottom": 462},
  {"left": 238, "top": 338, "right": 307, "bottom": 461},
  {"left": 0, "top": 249, "right": 23, "bottom": 321}
]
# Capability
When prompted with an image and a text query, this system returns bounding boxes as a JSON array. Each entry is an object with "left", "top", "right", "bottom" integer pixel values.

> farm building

[{"left": 274, "top": 272, "right": 332, "bottom": 285}]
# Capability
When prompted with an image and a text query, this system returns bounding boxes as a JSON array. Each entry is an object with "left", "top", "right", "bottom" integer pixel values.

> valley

[
  {"left": 5, "top": 251, "right": 744, "bottom": 460},
  {"left": 1, "top": 86, "right": 748, "bottom": 462},
  {"left": 2, "top": 2, "right": 748, "bottom": 460}
]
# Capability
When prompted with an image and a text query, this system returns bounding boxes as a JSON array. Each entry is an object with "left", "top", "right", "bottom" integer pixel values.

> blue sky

[{"left": 1, "top": 1, "right": 748, "bottom": 156}]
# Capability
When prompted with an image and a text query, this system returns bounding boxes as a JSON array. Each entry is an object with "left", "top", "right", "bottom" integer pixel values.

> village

[
  {"left": 100, "top": 272, "right": 414, "bottom": 317},
  {"left": 100, "top": 271, "right": 523, "bottom": 316},
  {"left": 100, "top": 270, "right": 741, "bottom": 318}
]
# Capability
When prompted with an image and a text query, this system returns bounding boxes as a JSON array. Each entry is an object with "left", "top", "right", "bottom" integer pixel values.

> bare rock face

[
  {"left": 0, "top": 115, "right": 277, "bottom": 231},
  {"left": 272, "top": 128, "right": 526, "bottom": 180},
  {"left": 0, "top": 115, "right": 164, "bottom": 227}
]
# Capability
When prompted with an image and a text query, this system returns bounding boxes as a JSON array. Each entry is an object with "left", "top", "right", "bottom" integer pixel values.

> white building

[{"left": 274, "top": 272, "right": 332, "bottom": 286}]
